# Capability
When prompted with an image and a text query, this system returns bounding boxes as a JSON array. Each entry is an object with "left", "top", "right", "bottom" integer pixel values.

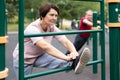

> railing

[{"left": 18, "top": 0, "right": 105, "bottom": 80}]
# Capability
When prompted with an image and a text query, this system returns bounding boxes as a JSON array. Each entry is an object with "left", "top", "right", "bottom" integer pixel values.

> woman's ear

[{"left": 40, "top": 16, "right": 43, "bottom": 20}]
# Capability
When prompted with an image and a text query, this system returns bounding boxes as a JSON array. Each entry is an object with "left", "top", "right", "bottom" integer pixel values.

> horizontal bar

[
  {"left": 25, "top": 59, "right": 103, "bottom": 79},
  {"left": 75, "top": 0, "right": 103, "bottom": 2},
  {"left": 86, "top": 59, "right": 103, "bottom": 66},
  {"left": 106, "top": 0, "right": 120, "bottom": 3},
  {"left": 25, "top": 66, "right": 72, "bottom": 79},
  {"left": 0, "top": 68, "right": 9, "bottom": 79},
  {"left": 107, "top": 23, "right": 120, "bottom": 27},
  {"left": 0, "top": 36, "right": 8, "bottom": 44},
  {"left": 24, "top": 29, "right": 103, "bottom": 37}
]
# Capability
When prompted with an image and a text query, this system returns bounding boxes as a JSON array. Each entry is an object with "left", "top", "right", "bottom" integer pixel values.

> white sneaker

[{"left": 75, "top": 47, "right": 91, "bottom": 74}]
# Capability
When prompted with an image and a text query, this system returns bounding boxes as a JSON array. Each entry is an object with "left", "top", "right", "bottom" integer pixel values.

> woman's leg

[
  {"left": 13, "top": 59, "right": 33, "bottom": 80},
  {"left": 34, "top": 53, "right": 72, "bottom": 69}
]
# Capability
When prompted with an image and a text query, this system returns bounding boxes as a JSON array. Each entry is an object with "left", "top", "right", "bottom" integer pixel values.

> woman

[{"left": 13, "top": 2, "right": 91, "bottom": 79}]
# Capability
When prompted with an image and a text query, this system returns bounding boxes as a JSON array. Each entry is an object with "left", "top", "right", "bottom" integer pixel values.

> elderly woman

[{"left": 13, "top": 2, "right": 91, "bottom": 80}]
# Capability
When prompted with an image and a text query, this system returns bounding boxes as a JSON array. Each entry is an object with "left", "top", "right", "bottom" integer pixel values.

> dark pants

[{"left": 66, "top": 34, "right": 88, "bottom": 54}]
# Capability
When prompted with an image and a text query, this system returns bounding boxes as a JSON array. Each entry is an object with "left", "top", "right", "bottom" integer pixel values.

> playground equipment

[
  {"left": 0, "top": 0, "right": 9, "bottom": 80},
  {"left": 1, "top": 0, "right": 106, "bottom": 80},
  {"left": 107, "top": 0, "right": 120, "bottom": 80},
  {"left": 2, "top": 0, "right": 119, "bottom": 80},
  {"left": 18, "top": 0, "right": 106, "bottom": 80},
  {"left": 0, "top": 0, "right": 106, "bottom": 80}
]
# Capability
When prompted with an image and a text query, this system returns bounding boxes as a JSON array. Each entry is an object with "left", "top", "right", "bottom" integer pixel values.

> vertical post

[
  {"left": 0, "top": 0, "right": 8, "bottom": 80},
  {"left": 107, "top": 0, "right": 120, "bottom": 80},
  {"left": 19, "top": 0, "right": 24, "bottom": 80},
  {"left": 5, "top": 9, "right": 8, "bottom": 35},
  {"left": 100, "top": 1, "right": 106, "bottom": 80},
  {"left": 92, "top": 12, "right": 98, "bottom": 74}
]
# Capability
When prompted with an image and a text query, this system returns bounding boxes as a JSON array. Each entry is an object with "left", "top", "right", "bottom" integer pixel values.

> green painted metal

[
  {"left": 23, "top": 29, "right": 105, "bottom": 80},
  {"left": 19, "top": 0, "right": 24, "bottom": 80},
  {"left": 24, "top": 30, "right": 102, "bottom": 37},
  {"left": 18, "top": 0, "right": 105, "bottom": 80},
  {"left": 100, "top": 1, "right": 105, "bottom": 80},
  {"left": 119, "top": 29, "right": 120, "bottom": 62},
  {"left": 108, "top": 2, "right": 120, "bottom": 80},
  {"left": 0, "top": 0, "right": 6, "bottom": 80},
  {"left": 109, "top": 4, "right": 119, "bottom": 22},
  {"left": 0, "top": 0, "right": 106, "bottom": 80},
  {"left": 92, "top": 12, "right": 98, "bottom": 74},
  {"left": 5, "top": 10, "right": 8, "bottom": 35},
  {"left": 109, "top": 29, "right": 119, "bottom": 80},
  {"left": 25, "top": 59, "right": 103, "bottom": 79},
  {"left": 25, "top": 67, "right": 72, "bottom": 79}
]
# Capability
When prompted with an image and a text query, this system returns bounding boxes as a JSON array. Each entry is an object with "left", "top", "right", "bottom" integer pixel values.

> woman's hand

[{"left": 67, "top": 52, "right": 79, "bottom": 60}]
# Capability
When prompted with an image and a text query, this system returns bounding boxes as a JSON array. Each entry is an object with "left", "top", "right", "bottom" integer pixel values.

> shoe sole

[{"left": 75, "top": 47, "right": 91, "bottom": 74}]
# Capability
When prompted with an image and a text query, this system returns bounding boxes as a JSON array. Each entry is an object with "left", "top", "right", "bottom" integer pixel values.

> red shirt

[{"left": 79, "top": 17, "right": 92, "bottom": 38}]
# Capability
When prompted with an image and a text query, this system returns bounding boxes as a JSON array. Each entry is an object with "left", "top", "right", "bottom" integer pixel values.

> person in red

[{"left": 66, "top": 10, "right": 93, "bottom": 54}]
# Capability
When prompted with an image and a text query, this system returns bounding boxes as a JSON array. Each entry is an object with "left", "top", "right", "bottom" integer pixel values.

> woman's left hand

[{"left": 67, "top": 52, "right": 79, "bottom": 60}]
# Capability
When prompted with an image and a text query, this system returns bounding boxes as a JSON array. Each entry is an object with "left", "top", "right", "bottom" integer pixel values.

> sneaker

[{"left": 72, "top": 47, "right": 91, "bottom": 74}]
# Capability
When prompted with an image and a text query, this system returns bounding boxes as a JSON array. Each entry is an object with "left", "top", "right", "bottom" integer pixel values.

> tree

[
  {"left": 6, "top": 0, "right": 101, "bottom": 24},
  {"left": 6, "top": 0, "right": 18, "bottom": 23}
]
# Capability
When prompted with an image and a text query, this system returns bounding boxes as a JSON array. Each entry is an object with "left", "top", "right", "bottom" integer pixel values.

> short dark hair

[{"left": 39, "top": 2, "right": 59, "bottom": 19}]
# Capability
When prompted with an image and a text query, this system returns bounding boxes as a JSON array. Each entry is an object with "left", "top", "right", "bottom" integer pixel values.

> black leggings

[{"left": 66, "top": 34, "right": 88, "bottom": 55}]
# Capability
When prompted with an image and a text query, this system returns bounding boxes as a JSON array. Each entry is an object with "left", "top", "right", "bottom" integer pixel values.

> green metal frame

[
  {"left": 92, "top": 12, "right": 98, "bottom": 74},
  {"left": 18, "top": 0, "right": 106, "bottom": 80},
  {"left": 18, "top": 0, "right": 24, "bottom": 80},
  {"left": 108, "top": 2, "right": 120, "bottom": 80},
  {"left": 0, "top": 0, "right": 7, "bottom": 80}
]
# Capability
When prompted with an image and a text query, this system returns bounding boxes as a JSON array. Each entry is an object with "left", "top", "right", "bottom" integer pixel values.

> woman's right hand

[{"left": 66, "top": 54, "right": 74, "bottom": 61}]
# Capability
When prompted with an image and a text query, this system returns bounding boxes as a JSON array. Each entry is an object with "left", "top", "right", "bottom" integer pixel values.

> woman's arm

[
  {"left": 35, "top": 38, "right": 72, "bottom": 61},
  {"left": 59, "top": 37, "right": 79, "bottom": 59}
]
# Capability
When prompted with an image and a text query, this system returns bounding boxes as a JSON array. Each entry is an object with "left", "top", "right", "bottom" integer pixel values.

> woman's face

[{"left": 42, "top": 8, "right": 58, "bottom": 26}]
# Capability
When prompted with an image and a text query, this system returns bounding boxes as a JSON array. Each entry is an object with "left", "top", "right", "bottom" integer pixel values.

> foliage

[{"left": 6, "top": 0, "right": 104, "bottom": 23}]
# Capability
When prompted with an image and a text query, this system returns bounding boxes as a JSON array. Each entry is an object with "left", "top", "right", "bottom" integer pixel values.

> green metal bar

[
  {"left": 99, "top": 32, "right": 101, "bottom": 45},
  {"left": 24, "top": 29, "right": 103, "bottom": 37},
  {"left": 19, "top": 0, "right": 24, "bottom": 80},
  {"left": 92, "top": 12, "right": 98, "bottom": 74},
  {"left": 87, "top": 59, "right": 103, "bottom": 66},
  {"left": 108, "top": 3, "right": 120, "bottom": 80},
  {"left": 109, "top": 4, "right": 119, "bottom": 22},
  {"left": 5, "top": 10, "right": 8, "bottom": 35},
  {"left": 0, "top": 0, "right": 6, "bottom": 80},
  {"left": 97, "top": 13, "right": 102, "bottom": 45},
  {"left": 25, "top": 67, "right": 72, "bottom": 79},
  {"left": 119, "top": 29, "right": 120, "bottom": 62},
  {"left": 109, "top": 29, "right": 119, "bottom": 80},
  {"left": 100, "top": 1, "right": 106, "bottom": 80},
  {"left": 86, "top": 39, "right": 89, "bottom": 45},
  {"left": 25, "top": 59, "right": 103, "bottom": 79}
]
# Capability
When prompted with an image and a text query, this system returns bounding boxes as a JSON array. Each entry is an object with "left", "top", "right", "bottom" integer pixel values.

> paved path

[{"left": 6, "top": 31, "right": 110, "bottom": 80}]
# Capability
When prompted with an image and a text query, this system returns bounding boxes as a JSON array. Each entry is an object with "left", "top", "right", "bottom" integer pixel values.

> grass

[
  {"left": 8, "top": 24, "right": 18, "bottom": 31},
  {"left": 7, "top": 23, "right": 71, "bottom": 32},
  {"left": 7, "top": 23, "right": 29, "bottom": 31}
]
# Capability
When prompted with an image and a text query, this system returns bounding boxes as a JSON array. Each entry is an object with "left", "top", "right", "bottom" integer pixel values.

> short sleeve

[
  {"left": 53, "top": 27, "right": 66, "bottom": 41},
  {"left": 24, "top": 26, "right": 43, "bottom": 44}
]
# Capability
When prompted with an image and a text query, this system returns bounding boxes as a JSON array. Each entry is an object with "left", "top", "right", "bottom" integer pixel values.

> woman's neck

[{"left": 40, "top": 22, "right": 48, "bottom": 32}]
